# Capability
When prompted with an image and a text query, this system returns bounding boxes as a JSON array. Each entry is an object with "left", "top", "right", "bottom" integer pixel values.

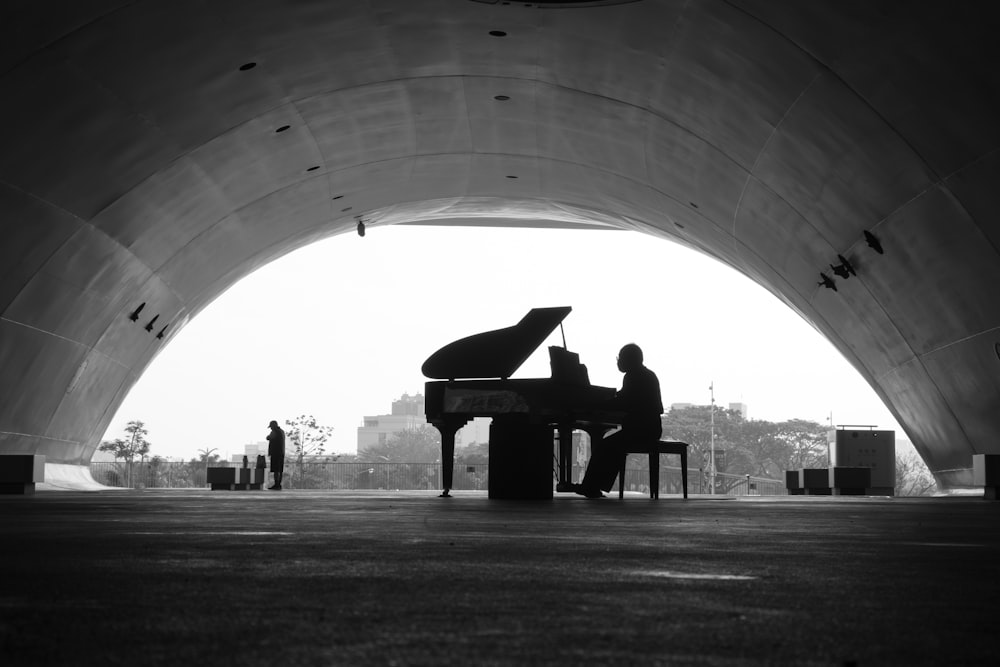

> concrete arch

[{"left": 1, "top": 0, "right": 998, "bottom": 489}]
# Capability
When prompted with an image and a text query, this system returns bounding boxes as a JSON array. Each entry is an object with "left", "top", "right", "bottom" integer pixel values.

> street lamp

[{"left": 709, "top": 382, "right": 716, "bottom": 495}]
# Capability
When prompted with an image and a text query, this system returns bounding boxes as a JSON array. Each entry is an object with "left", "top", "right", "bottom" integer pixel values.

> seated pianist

[{"left": 574, "top": 343, "right": 663, "bottom": 498}]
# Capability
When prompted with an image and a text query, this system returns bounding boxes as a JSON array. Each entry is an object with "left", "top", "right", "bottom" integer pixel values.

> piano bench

[{"left": 618, "top": 440, "right": 689, "bottom": 499}]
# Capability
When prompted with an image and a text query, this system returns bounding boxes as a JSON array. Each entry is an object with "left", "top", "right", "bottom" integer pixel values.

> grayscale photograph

[{"left": 1, "top": 1, "right": 997, "bottom": 665}]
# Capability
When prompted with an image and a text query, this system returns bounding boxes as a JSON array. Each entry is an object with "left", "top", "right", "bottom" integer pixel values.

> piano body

[{"left": 422, "top": 306, "right": 623, "bottom": 498}]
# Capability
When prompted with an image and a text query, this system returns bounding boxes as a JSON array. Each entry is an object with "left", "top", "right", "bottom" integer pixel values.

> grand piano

[{"left": 422, "top": 306, "right": 624, "bottom": 498}]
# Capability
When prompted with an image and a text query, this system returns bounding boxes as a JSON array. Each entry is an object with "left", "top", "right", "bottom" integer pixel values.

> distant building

[
  {"left": 670, "top": 402, "right": 694, "bottom": 411},
  {"left": 356, "top": 393, "right": 491, "bottom": 453},
  {"left": 231, "top": 441, "right": 267, "bottom": 464},
  {"left": 390, "top": 393, "right": 424, "bottom": 417},
  {"left": 357, "top": 393, "right": 428, "bottom": 452},
  {"left": 457, "top": 418, "right": 491, "bottom": 448}
]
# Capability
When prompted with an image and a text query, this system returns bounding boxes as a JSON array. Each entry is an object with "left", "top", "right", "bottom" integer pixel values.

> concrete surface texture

[
  {"left": 2, "top": 1, "right": 1000, "bottom": 489},
  {"left": 1, "top": 491, "right": 997, "bottom": 665}
]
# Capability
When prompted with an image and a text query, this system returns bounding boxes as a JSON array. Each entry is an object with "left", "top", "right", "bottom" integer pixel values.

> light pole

[{"left": 709, "top": 381, "right": 716, "bottom": 495}]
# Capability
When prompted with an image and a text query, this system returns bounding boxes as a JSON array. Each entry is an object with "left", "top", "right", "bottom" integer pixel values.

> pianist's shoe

[{"left": 575, "top": 484, "right": 605, "bottom": 499}]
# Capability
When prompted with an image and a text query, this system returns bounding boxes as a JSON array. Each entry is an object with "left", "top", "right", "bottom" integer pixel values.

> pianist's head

[{"left": 617, "top": 343, "right": 643, "bottom": 372}]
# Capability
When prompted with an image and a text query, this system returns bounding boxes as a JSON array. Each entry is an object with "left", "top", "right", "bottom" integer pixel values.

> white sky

[{"left": 103, "top": 225, "right": 904, "bottom": 461}]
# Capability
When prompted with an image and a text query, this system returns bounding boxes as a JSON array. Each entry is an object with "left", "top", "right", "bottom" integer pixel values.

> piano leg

[{"left": 434, "top": 419, "right": 464, "bottom": 497}]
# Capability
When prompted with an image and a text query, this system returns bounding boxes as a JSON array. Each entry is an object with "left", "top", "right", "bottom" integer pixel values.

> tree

[
  {"left": 196, "top": 447, "right": 221, "bottom": 464},
  {"left": 895, "top": 449, "right": 937, "bottom": 496},
  {"left": 660, "top": 406, "right": 828, "bottom": 489},
  {"left": 284, "top": 414, "right": 335, "bottom": 486},
  {"left": 661, "top": 405, "right": 748, "bottom": 474},
  {"left": 360, "top": 425, "right": 441, "bottom": 462},
  {"left": 99, "top": 420, "right": 152, "bottom": 488},
  {"left": 456, "top": 441, "right": 489, "bottom": 464}
]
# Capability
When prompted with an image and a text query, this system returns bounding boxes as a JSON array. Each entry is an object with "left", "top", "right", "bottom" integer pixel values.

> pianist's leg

[{"left": 579, "top": 430, "right": 627, "bottom": 497}]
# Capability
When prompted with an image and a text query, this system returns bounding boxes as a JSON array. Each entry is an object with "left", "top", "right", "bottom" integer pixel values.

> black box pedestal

[{"left": 488, "top": 417, "right": 553, "bottom": 500}]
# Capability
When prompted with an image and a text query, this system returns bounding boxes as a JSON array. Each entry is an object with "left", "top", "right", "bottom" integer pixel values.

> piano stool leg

[
  {"left": 681, "top": 450, "right": 688, "bottom": 499},
  {"left": 648, "top": 452, "right": 659, "bottom": 499}
]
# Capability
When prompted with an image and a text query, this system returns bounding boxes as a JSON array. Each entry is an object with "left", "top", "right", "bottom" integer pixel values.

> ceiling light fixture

[
  {"left": 128, "top": 302, "right": 145, "bottom": 322},
  {"left": 864, "top": 230, "right": 884, "bottom": 254},
  {"left": 818, "top": 273, "right": 837, "bottom": 291}
]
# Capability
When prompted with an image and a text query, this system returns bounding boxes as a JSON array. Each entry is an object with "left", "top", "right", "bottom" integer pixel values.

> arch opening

[
  {"left": 2, "top": 0, "right": 998, "bottom": 493},
  {"left": 99, "top": 224, "right": 904, "bottom": 471}
]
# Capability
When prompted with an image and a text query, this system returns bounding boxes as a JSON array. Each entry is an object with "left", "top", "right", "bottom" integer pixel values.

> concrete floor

[{"left": 1, "top": 490, "right": 997, "bottom": 666}]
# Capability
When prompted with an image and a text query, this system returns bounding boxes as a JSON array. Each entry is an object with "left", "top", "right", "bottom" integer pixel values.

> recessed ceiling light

[
  {"left": 494, "top": 95, "right": 510, "bottom": 101},
  {"left": 341, "top": 207, "right": 352, "bottom": 212},
  {"left": 239, "top": 62, "right": 256, "bottom": 71},
  {"left": 332, "top": 195, "right": 344, "bottom": 200},
  {"left": 674, "top": 222, "right": 685, "bottom": 229},
  {"left": 307, "top": 166, "right": 320, "bottom": 172},
  {"left": 275, "top": 125, "right": 290, "bottom": 133},
  {"left": 689, "top": 202, "right": 699, "bottom": 208},
  {"left": 506, "top": 175, "right": 518, "bottom": 179},
  {"left": 489, "top": 30, "right": 507, "bottom": 37}
]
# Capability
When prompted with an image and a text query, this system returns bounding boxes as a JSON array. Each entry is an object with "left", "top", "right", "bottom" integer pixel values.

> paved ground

[{"left": 1, "top": 490, "right": 997, "bottom": 666}]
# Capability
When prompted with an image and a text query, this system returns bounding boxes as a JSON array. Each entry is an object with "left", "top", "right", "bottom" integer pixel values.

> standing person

[
  {"left": 577, "top": 343, "right": 663, "bottom": 498},
  {"left": 267, "top": 420, "right": 286, "bottom": 490}
]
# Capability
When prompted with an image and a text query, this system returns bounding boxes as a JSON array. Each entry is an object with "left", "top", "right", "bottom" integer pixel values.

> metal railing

[
  {"left": 90, "top": 461, "right": 785, "bottom": 495},
  {"left": 615, "top": 466, "right": 786, "bottom": 496}
]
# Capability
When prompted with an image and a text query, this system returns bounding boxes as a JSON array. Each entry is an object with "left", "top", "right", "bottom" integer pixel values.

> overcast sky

[{"left": 103, "top": 225, "right": 904, "bottom": 461}]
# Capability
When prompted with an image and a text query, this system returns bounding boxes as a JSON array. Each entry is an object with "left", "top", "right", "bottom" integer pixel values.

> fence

[{"left": 89, "top": 461, "right": 785, "bottom": 496}]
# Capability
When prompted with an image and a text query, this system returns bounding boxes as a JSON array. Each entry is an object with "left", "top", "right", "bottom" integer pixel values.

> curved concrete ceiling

[{"left": 2, "top": 0, "right": 999, "bottom": 489}]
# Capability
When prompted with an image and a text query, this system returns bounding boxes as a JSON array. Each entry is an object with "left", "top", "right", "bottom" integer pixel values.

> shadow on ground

[{"left": 1, "top": 491, "right": 996, "bottom": 666}]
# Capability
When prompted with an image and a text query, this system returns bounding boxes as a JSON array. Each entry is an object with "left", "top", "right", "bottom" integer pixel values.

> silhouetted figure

[
  {"left": 267, "top": 420, "right": 286, "bottom": 490},
  {"left": 577, "top": 343, "right": 663, "bottom": 498}
]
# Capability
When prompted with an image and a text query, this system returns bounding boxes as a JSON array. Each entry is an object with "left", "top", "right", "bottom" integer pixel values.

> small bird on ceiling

[
  {"left": 831, "top": 254, "right": 856, "bottom": 279},
  {"left": 818, "top": 273, "right": 837, "bottom": 291},
  {"left": 864, "top": 230, "right": 884, "bottom": 254}
]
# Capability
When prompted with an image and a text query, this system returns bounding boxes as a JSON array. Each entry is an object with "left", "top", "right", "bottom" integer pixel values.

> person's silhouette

[
  {"left": 267, "top": 420, "right": 286, "bottom": 490},
  {"left": 577, "top": 343, "right": 663, "bottom": 498}
]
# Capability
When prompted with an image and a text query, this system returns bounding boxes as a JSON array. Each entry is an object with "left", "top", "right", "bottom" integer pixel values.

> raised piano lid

[{"left": 421, "top": 306, "right": 572, "bottom": 380}]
